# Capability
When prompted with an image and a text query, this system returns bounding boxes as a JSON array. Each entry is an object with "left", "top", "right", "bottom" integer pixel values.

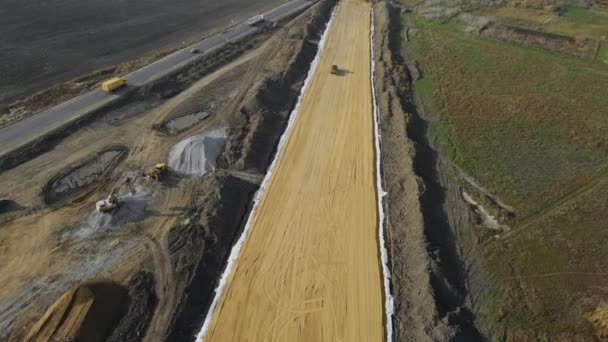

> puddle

[
  {"left": 168, "top": 129, "right": 227, "bottom": 176},
  {"left": 162, "top": 110, "right": 211, "bottom": 135},
  {"left": 43, "top": 146, "right": 128, "bottom": 204}
]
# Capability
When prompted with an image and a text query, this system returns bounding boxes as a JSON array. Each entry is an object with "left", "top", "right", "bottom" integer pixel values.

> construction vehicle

[
  {"left": 101, "top": 77, "right": 126, "bottom": 92},
  {"left": 145, "top": 163, "right": 167, "bottom": 181},
  {"left": 330, "top": 64, "right": 340, "bottom": 75},
  {"left": 93, "top": 175, "right": 138, "bottom": 214},
  {"left": 96, "top": 190, "right": 119, "bottom": 213}
]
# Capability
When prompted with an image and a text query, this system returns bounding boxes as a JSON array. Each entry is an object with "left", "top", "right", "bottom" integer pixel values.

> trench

[{"left": 382, "top": 3, "right": 486, "bottom": 340}]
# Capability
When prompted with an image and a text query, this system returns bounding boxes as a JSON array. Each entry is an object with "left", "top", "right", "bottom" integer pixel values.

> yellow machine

[
  {"left": 101, "top": 77, "right": 126, "bottom": 92},
  {"left": 146, "top": 163, "right": 167, "bottom": 181}
]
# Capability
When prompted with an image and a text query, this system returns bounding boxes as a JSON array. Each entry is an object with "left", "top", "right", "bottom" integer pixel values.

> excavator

[
  {"left": 95, "top": 163, "right": 166, "bottom": 214},
  {"left": 96, "top": 189, "right": 119, "bottom": 213},
  {"left": 95, "top": 176, "right": 136, "bottom": 214},
  {"left": 145, "top": 163, "right": 167, "bottom": 181}
]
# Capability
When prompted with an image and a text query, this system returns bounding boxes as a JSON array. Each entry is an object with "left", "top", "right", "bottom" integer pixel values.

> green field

[{"left": 406, "top": 13, "right": 608, "bottom": 339}]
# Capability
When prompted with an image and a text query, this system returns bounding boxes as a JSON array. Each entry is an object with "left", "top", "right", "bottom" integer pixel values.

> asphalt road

[{"left": 0, "top": 0, "right": 315, "bottom": 157}]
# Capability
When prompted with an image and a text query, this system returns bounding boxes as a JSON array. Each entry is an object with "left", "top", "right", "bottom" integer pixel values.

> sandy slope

[{"left": 202, "top": 1, "right": 384, "bottom": 341}]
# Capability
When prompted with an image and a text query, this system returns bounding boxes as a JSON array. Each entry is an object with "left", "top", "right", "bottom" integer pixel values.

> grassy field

[{"left": 406, "top": 13, "right": 608, "bottom": 339}]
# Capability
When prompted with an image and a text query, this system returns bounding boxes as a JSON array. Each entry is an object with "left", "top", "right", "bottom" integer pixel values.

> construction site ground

[
  {"left": 202, "top": 0, "right": 384, "bottom": 340},
  {"left": 0, "top": 3, "right": 338, "bottom": 339},
  {"left": 2, "top": 0, "right": 556, "bottom": 340}
]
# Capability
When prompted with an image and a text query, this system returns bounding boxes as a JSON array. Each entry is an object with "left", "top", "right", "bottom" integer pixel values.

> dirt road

[{"left": 201, "top": 1, "right": 384, "bottom": 341}]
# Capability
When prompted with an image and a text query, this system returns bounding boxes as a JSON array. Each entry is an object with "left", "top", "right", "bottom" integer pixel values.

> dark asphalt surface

[{"left": 0, "top": 0, "right": 315, "bottom": 157}]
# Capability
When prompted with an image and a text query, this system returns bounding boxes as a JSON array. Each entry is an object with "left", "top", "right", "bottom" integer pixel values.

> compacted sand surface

[{"left": 201, "top": 1, "right": 384, "bottom": 341}]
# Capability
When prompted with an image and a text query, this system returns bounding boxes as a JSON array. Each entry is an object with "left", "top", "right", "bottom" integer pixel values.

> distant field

[
  {"left": 0, "top": 0, "right": 287, "bottom": 104},
  {"left": 476, "top": 5, "right": 608, "bottom": 40},
  {"left": 407, "top": 13, "right": 608, "bottom": 339}
]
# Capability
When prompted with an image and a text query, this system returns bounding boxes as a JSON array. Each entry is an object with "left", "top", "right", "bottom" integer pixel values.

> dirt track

[{"left": 202, "top": 1, "right": 384, "bottom": 341}]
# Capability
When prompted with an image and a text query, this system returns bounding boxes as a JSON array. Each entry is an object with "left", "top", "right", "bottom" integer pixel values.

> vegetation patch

[{"left": 407, "top": 12, "right": 608, "bottom": 339}]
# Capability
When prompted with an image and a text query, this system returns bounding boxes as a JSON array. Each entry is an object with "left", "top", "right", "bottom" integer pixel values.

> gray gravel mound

[{"left": 168, "top": 129, "right": 227, "bottom": 176}]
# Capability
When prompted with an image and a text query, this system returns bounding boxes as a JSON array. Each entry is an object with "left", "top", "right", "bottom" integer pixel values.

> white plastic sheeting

[
  {"left": 195, "top": 6, "right": 338, "bottom": 341},
  {"left": 370, "top": 7, "right": 395, "bottom": 342},
  {"left": 168, "top": 129, "right": 227, "bottom": 176}
]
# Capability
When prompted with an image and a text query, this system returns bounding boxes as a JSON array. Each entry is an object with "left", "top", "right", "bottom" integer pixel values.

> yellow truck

[{"left": 101, "top": 77, "right": 126, "bottom": 92}]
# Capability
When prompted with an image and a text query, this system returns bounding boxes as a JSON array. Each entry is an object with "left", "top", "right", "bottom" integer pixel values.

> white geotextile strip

[
  {"left": 370, "top": 6, "right": 395, "bottom": 342},
  {"left": 195, "top": 6, "right": 338, "bottom": 341}
]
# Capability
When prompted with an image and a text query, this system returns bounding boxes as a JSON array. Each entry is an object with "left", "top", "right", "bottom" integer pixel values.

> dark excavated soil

[
  {"left": 107, "top": 272, "right": 158, "bottom": 342},
  {"left": 165, "top": 175, "right": 258, "bottom": 341},
  {"left": 374, "top": 2, "right": 487, "bottom": 340},
  {"left": 0, "top": 0, "right": 288, "bottom": 105}
]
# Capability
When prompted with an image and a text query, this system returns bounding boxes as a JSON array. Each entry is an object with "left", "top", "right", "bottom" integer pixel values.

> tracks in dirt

[{"left": 201, "top": 1, "right": 385, "bottom": 341}]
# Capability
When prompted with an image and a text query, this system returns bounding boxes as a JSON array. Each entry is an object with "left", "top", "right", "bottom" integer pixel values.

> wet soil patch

[
  {"left": 107, "top": 272, "right": 158, "bottom": 342},
  {"left": 41, "top": 145, "right": 128, "bottom": 205},
  {"left": 160, "top": 109, "right": 211, "bottom": 135}
]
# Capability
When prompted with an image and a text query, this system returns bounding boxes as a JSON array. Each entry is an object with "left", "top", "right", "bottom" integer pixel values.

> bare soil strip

[{"left": 201, "top": 1, "right": 384, "bottom": 340}]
